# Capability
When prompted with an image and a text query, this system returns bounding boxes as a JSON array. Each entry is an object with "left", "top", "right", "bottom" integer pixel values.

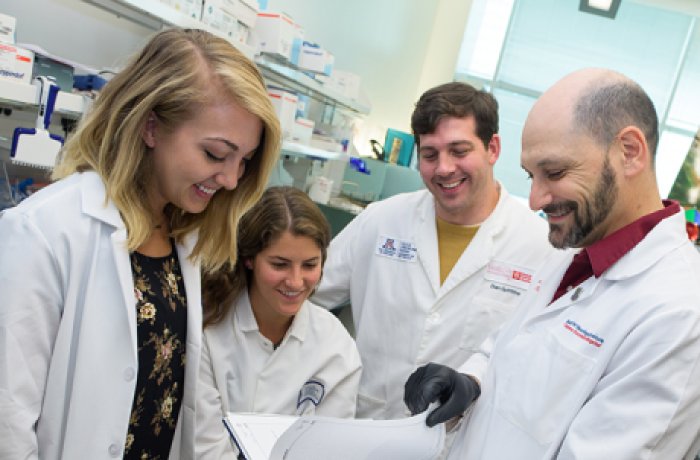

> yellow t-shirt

[{"left": 436, "top": 217, "right": 480, "bottom": 285}]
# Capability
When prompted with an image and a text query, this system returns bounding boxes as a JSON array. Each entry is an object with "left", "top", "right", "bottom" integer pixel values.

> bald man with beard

[{"left": 403, "top": 68, "right": 700, "bottom": 459}]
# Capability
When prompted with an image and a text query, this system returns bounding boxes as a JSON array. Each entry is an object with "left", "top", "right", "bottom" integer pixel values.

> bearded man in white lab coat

[
  {"left": 312, "top": 82, "right": 556, "bottom": 420},
  {"left": 404, "top": 68, "right": 700, "bottom": 459}
]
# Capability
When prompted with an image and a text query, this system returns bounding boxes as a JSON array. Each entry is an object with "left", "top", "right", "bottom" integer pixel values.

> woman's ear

[{"left": 142, "top": 112, "right": 157, "bottom": 148}]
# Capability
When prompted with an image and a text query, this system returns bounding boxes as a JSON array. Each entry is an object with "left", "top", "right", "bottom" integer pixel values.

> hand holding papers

[{"left": 224, "top": 408, "right": 445, "bottom": 460}]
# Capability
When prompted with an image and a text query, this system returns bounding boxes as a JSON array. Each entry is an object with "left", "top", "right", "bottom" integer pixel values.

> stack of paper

[{"left": 224, "top": 410, "right": 445, "bottom": 460}]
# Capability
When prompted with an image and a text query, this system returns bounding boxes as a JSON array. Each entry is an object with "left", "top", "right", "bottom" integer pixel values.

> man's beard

[{"left": 544, "top": 157, "right": 618, "bottom": 249}]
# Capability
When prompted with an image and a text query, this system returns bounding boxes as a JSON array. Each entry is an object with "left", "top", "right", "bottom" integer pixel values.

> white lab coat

[
  {"left": 312, "top": 185, "right": 556, "bottom": 419},
  {"left": 0, "top": 171, "right": 202, "bottom": 460},
  {"left": 195, "top": 291, "right": 362, "bottom": 459},
  {"left": 450, "top": 209, "right": 700, "bottom": 460}
]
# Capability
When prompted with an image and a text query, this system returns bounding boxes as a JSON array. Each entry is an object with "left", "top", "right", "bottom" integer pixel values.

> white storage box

[
  {"left": 171, "top": 0, "right": 203, "bottom": 19},
  {"left": 291, "top": 117, "right": 314, "bottom": 145},
  {"left": 298, "top": 42, "right": 334, "bottom": 76},
  {"left": 234, "top": 0, "right": 259, "bottom": 28},
  {"left": 289, "top": 23, "right": 305, "bottom": 65},
  {"left": 0, "top": 13, "right": 17, "bottom": 44},
  {"left": 253, "top": 12, "right": 296, "bottom": 61},
  {"left": 201, "top": 1, "right": 238, "bottom": 39},
  {"left": 327, "top": 69, "right": 361, "bottom": 100},
  {"left": 268, "top": 87, "right": 298, "bottom": 139},
  {"left": 0, "top": 43, "right": 34, "bottom": 84}
]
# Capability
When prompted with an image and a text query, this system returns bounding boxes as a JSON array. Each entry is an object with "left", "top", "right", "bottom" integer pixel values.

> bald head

[
  {"left": 525, "top": 68, "right": 659, "bottom": 159},
  {"left": 522, "top": 68, "right": 664, "bottom": 246}
]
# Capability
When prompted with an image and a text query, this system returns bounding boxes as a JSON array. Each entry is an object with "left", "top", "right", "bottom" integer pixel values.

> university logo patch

[{"left": 297, "top": 379, "right": 325, "bottom": 409}]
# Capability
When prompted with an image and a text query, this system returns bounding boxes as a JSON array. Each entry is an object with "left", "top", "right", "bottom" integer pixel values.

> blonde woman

[
  {"left": 196, "top": 186, "right": 361, "bottom": 459},
  {"left": 0, "top": 28, "right": 280, "bottom": 459}
]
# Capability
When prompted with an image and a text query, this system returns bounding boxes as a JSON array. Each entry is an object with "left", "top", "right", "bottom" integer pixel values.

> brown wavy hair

[{"left": 202, "top": 186, "right": 331, "bottom": 327}]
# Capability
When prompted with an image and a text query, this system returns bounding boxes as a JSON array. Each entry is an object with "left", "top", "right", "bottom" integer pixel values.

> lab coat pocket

[
  {"left": 459, "top": 297, "right": 515, "bottom": 352},
  {"left": 495, "top": 331, "right": 595, "bottom": 445},
  {"left": 356, "top": 392, "right": 386, "bottom": 419}
]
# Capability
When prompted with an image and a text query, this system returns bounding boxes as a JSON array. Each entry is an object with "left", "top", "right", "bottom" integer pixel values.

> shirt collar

[
  {"left": 585, "top": 200, "right": 680, "bottom": 277},
  {"left": 236, "top": 289, "right": 309, "bottom": 342}
]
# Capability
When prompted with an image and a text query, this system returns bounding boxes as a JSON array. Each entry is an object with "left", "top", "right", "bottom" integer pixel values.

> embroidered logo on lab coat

[
  {"left": 563, "top": 319, "right": 604, "bottom": 347},
  {"left": 375, "top": 235, "right": 417, "bottom": 262},
  {"left": 297, "top": 379, "right": 325, "bottom": 409},
  {"left": 484, "top": 260, "right": 534, "bottom": 290}
]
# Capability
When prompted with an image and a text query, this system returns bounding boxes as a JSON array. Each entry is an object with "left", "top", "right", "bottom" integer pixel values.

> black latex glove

[{"left": 403, "top": 362, "right": 481, "bottom": 427}]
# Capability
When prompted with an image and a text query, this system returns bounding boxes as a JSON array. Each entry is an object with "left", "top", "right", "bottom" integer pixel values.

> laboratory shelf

[
  {"left": 83, "top": 0, "right": 256, "bottom": 58},
  {"left": 0, "top": 79, "right": 86, "bottom": 117},
  {"left": 255, "top": 55, "right": 370, "bottom": 115},
  {"left": 281, "top": 140, "right": 348, "bottom": 161},
  {"left": 81, "top": 0, "right": 368, "bottom": 114}
]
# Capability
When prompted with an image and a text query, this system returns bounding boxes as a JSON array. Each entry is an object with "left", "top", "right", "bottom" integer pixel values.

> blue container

[{"left": 383, "top": 128, "right": 415, "bottom": 167}]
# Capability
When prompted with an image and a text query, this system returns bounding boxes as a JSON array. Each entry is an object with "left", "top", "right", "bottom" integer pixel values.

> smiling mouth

[
  {"left": 547, "top": 210, "right": 570, "bottom": 219},
  {"left": 195, "top": 183, "right": 216, "bottom": 196},
  {"left": 438, "top": 178, "right": 465, "bottom": 190},
  {"left": 279, "top": 289, "right": 303, "bottom": 298}
]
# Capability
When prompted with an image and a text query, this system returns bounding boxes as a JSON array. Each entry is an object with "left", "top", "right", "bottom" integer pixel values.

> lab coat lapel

[
  {"left": 80, "top": 171, "right": 138, "bottom": 359},
  {"left": 111, "top": 228, "right": 138, "bottom": 359},
  {"left": 176, "top": 231, "right": 202, "bottom": 353},
  {"left": 521, "top": 249, "right": 575, "bottom": 324},
  {"left": 415, "top": 196, "right": 441, "bottom": 295},
  {"left": 437, "top": 185, "right": 508, "bottom": 296},
  {"left": 176, "top": 231, "right": 201, "bottom": 453}
]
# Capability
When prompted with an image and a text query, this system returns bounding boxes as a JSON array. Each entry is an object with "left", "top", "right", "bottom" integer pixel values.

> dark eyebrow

[
  {"left": 205, "top": 137, "right": 239, "bottom": 152},
  {"left": 419, "top": 140, "right": 474, "bottom": 151}
]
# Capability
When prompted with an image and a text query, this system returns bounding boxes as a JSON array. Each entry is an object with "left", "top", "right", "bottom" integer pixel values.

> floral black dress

[{"left": 124, "top": 243, "right": 187, "bottom": 459}]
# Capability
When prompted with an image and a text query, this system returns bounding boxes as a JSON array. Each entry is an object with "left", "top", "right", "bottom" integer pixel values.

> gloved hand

[{"left": 403, "top": 362, "right": 481, "bottom": 427}]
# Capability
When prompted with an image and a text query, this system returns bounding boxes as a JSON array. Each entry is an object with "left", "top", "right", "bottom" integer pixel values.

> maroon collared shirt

[{"left": 550, "top": 200, "right": 681, "bottom": 304}]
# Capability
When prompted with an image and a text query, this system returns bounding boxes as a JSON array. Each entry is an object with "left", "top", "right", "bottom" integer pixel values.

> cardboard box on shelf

[
  {"left": 289, "top": 23, "right": 305, "bottom": 65},
  {"left": 171, "top": 0, "right": 203, "bottom": 19},
  {"left": 234, "top": 0, "right": 259, "bottom": 28},
  {"left": 0, "top": 43, "right": 34, "bottom": 84},
  {"left": 0, "top": 13, "right": 17, "bottom": 44},
  {"left": 297, "top": 41, "right": 334, "bottom": 75},
  {"left": 253, "top": 12, "right": 296, "bottom": 61},
  {"left": 326, "top": 69, "right": 361, "bottom": 101},
  {"left": 268, "top": 87, "right": 298, "bottom": 139},
  {"left": 291, "top": 117, "right": 314, "bottom": 145},
  {"left": 201, "top": 1, "right": 238, "bottom": 39}
]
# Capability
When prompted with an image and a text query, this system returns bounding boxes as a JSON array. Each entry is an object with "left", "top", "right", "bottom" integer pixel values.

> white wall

[{"left": 415, "top": 0, "right": 473, "bottom": 97}]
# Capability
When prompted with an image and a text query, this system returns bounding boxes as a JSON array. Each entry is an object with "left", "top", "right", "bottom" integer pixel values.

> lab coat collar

[
  {"left": 476, "top": 182, "right": 511, "bottom": 238},
  {"left": 536, "top": 210, "right": 688, "bottom": 315},
  {"left": 177, "top": 230, "right": 202, "bottom": 341},
  {"left": 602, "top": 210, "right": 689, "bottom": 281},
  {"left": 236, "top": 289, "right": 310, "bottom": 343},
  {"left": 79, "top": 171, "right": 124, "bottom": 228}
]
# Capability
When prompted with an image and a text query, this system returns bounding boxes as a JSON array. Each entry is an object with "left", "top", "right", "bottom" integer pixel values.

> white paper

[
  {"left": 224, "top": 410, "right": 445, "bottom": 460},
  {"left": 224, "top": 413, "right": 297, "bottom": 460}
]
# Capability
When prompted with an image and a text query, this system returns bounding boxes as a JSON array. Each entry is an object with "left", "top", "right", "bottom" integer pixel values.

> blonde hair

[
  {"left": 202, "top": 186, "right": 331, "bottom": 327},
  {"left": 53, "top": 28, "right": 281, "bottom": 272}
]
